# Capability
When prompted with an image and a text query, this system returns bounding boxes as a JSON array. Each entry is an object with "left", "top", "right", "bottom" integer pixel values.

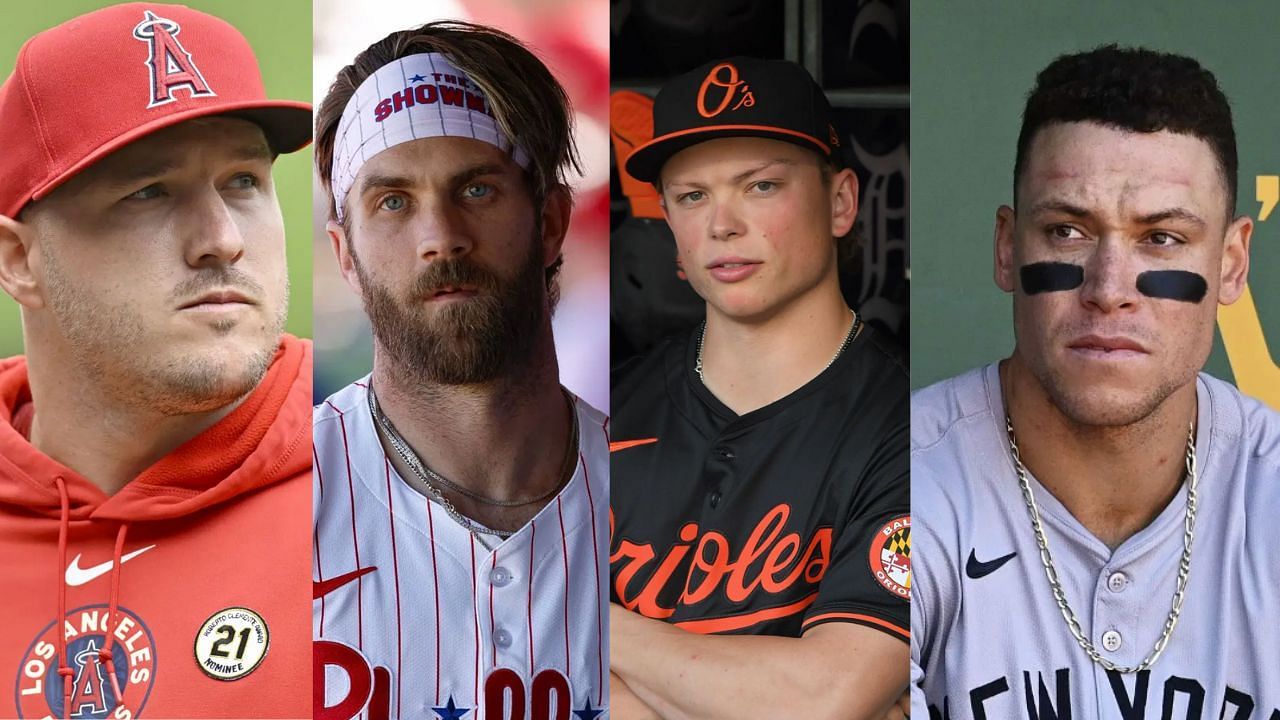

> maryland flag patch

[{"left": 868, "top": 515, "right": 911, "bottom": 600}]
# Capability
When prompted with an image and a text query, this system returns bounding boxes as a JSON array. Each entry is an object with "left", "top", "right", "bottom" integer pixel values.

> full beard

[{"left": 355, "top": 240, "right": 548, "bottom": 386}]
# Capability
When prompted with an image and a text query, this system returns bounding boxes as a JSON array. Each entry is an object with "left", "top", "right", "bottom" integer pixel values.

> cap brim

[
  {"left": 624, "top": 124, "right": 831, "bottom": 183},
  {"left": 29, "top": 99, "right": 313, "bottom": 206}
]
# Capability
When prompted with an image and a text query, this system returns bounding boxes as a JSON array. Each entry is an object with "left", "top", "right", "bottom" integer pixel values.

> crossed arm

[{"left": 609, "top": 604, "right": 909, "bottom": 720}]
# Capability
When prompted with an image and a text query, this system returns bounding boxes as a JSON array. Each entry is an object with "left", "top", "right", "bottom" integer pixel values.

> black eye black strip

[
  {"left": 1019, "top": 262, "right": 1083, "bottom": 294},
  {"left": 1019, "top": 263, "right": 1208, "bottom": 303},
  {"left": 1136, "top": 270, "right": 1208, "bottom": 303}
]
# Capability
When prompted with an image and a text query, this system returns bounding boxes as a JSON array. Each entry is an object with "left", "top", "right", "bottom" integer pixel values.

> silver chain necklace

[
  {"left": 368, "top": 384, "right": 579, "bottom": 539},
  {"left": 695, "top": 308, "right": 860, "bottom": 383},
  {"left": 1005, "top": 415, "right": 1199, "bottom": 674}
]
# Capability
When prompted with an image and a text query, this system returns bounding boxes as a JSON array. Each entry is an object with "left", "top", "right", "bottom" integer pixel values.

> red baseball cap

[{"left": 0, "top": 2, "right": 313, "bottom": 219}]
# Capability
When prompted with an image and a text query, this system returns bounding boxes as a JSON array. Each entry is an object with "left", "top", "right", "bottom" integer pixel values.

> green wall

[
  {"left": 0, "top": 0, "right": 313, "bottom": 356},
  {"left": 911, "top": 1, "right": 1280, "bottom": 393}
]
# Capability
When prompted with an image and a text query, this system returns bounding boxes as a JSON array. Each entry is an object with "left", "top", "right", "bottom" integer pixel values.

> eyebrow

[
  {"left": 1026, "top": 200, "right": 1207, "bottom": 230},
  {"left": 666, "top": 158, "right": 798, "bottom": 189},
  {"left": 358, "top": 162, "right": 509, "bottom": 196},
  {"left": 104, "top": 143, "right": 273, "bottom": 190}
]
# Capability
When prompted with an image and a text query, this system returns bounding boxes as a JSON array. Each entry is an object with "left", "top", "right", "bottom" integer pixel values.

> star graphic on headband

[
  {"left": 573, "top": 700, "right": 604, "bottom": 720},
  {"left": 431, "top": 696, "right": 471, "bottom": 719},
  {"left": 409, "top": 74, "right": 428, "bottom": 83}
]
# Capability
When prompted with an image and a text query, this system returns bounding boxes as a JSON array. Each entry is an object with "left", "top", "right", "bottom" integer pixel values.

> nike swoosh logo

[
  {"left": 966, "top": 549, "right": 1017, "bottom": 579},
  {"left": 609, "top": 438, "right": 658, "bottom": 453},
  {"left": 66, "top": 545, "right": 157, "bottom": 587},
  {"left": 313, "top": 566, "right": 377, "bottom": 600}
]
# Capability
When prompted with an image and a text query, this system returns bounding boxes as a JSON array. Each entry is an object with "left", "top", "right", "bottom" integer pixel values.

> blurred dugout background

[
  {"left": 610, "top": 0, "right": 910, "bottom": 366},
  {"left": 0, "top": 0, "right": 314, "bottom": 356},
  {"left": 312, "top": 0, "right": 611, "bottom": 411}
]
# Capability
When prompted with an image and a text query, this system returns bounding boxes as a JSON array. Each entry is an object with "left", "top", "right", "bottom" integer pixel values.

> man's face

[
  {"left": 997, "top": 121, "right": 1250, "bottom": 426},
  {"left": 23, "top": 117, "right": 289, "bottom": 415},
  {"left": 660, "top": 137, "right": 855, "bottom": 322},
  {"left": 334, "top": 136, "right": 554, "bottom": 385}
]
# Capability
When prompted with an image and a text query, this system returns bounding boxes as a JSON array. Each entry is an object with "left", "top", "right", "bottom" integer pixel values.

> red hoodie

[{"left": 0, "top": 335, "right": 312, "bottom": 720}]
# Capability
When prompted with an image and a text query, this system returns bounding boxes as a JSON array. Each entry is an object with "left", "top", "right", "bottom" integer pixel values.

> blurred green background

[
  {"left": 911, "top": 1, "right": 1280, "bottom": 397},
  {"left": 0, "top": 0, "right": 313, "bottom": 356}
]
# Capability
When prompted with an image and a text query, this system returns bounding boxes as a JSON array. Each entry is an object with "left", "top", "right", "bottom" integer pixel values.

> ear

[
  {"left": 994, "top": 205, "right": 1017, "bottom": 293},
  {"left": 830, "top": 168, "right": 858, "bottom": 238},
  {"left": 327, "top": 219, "right": 363, "bottom": 295},
  {"left": 1218, "top": 214, "right": 1251, "bottom": 305},
  {"left": 0, "top": 214, "right": 46, "bottom": 309},
  {"left": 539, "top": 184, "right": 572, "bottom": 268}
]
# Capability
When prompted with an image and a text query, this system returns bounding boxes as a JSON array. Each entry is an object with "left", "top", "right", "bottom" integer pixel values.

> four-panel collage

[{"left": 0, "top": 1, "right": 1274, "bottom": 719}]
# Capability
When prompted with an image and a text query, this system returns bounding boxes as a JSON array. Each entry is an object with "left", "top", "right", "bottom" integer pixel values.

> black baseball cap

[{"left": 624, "top": 56, "right": 839, "bottom": 183}]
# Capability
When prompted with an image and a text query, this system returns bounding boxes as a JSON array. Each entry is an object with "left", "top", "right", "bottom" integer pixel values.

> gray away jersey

[{"left": 911, "top": 364, "right": 1280, "bottom": 720}]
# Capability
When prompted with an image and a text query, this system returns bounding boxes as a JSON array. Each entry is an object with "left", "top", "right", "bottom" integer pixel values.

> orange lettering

[{"left": 697, "top": 63, "right": 744, "bottom": 119}]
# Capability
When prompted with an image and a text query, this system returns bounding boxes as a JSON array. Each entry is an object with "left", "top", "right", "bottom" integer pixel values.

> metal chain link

[
  {"left": 368, "top": 384, "right": 579, "bottom": 540},
  {"left": 1005, "top": 415, "right": 1198, "bottom": 674},
  {"left": 696, "top": 308, "right": 861, "bottom": 383}
]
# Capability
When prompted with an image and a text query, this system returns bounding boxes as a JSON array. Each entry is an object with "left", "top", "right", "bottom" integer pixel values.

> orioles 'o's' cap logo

[
  {"left": 696, "top": 62, "right": 756, "bottom": 119},
  {"left": 868, "top": 515, "right": 911, "bottom": 599}
]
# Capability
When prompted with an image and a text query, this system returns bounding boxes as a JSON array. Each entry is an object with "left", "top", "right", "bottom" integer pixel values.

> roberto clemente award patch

[{"left": 193, "top": 607, "right": 269, "bottom": 681}]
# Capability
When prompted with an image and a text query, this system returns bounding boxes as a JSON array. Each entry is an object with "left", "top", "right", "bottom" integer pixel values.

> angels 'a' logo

[
  {"left": 868, "top": 515, "right": 910, "bottom": 600},
  {"left": 14, "top": 605, "right": 157, "bottom": 719},
  {"left": 132, "top": 10, "right": 216, "bottom": 108}
]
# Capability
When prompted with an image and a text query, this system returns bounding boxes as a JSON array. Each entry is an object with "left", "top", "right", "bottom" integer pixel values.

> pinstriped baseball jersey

[
  {"left": 313, "top": 377, "right": 610, "bottom": 720},
  {"left": 911, "top": 364, "right": 1280, "bottom": 719}
]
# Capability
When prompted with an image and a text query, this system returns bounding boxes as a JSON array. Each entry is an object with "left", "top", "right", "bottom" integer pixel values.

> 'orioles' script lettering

[{"left": 611, "top": 503, "right": 831, "bottom": 619}]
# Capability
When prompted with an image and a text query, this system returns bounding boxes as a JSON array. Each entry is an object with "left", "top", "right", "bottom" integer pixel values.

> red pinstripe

[
  {"left": 489, "top": 550, "right": 498, "bottom": 667},
  {"left": 527, "top": 520, "right": 537, "bottom": 674},
  {"left": 471, "top": 534, "right": 479, "bottom": 703},
  {"left": 581, "top": 451, "right": 603, "bottom": 703},
  {"left": 383, "top": 458, "right": 404, "bottom": 720},
  {"left": 426, "top": 499, "right": 441, "bottom": 704},
  {"left": 557, "top": 496, "right": 570, "bottom": 675},
  {"left": 327, "top": 399, "right": 364, "bottom": 649},
  {"left": 313, "top": 444, "right": 326, "bottom": 637}
]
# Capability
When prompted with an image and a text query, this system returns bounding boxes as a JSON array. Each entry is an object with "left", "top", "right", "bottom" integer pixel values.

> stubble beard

[
  {"left": 43, "top": 246, "right": 285, "bottom": 417},
  {"left": 354, "top": 238, "right": 549, "bottom": 387}
]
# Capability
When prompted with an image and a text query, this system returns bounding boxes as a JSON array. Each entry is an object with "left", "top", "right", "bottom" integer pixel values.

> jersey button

[
  {"left": 708, "top": 490, "right": 722, "bottom": 508},
  {"left": 1106, "top": 571, "right": 1127, "bottom": 593},
  {"left": 714, "top": 447, "right": 735, "bottom": 461},
  {"left": 490, "top": 566, "right": 513, "bottom": 587},
  {"left": 494, "top": 628, "right": 513, "bottom": 648},
  {"left": 1101, "top": 630, "right": 1122, "bottom": 652}
]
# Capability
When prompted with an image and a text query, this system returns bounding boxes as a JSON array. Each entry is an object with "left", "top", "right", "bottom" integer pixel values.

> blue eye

[
  {"left": 380, "top": 195, "right": 408, "bottom": 211},
  {"left": 228, "top": 174, "right": 259, "bottom": 190},
  {"left": 127, "top": 184, "right": 165, "bottom": 201},
  {"left": 676, "top": 190, "right": 705, "bottom": 205},
  {"left": 463, "top": 184, "right": 493, "bottom": 199},
  {"left": 751, "top": 180, "right": 777, "bottom": 193}
]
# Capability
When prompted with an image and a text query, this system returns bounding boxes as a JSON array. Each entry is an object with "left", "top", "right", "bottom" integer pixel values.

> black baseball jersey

[{"left": 609, "top": 324, "right": 910, "bottom": 642}]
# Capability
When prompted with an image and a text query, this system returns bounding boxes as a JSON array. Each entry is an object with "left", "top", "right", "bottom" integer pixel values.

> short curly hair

[{"left": 1014, "top": 45, "right": 1237, "bottom": 217}]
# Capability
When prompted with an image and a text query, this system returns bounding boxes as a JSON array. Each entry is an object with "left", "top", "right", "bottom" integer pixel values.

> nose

[
  {"left": 1079, "top": 238, "right": 1140, "bottom": 313},
  {"left": 413, "top": 196, "right": 474, "bottom": 261},
  {"left": 707, "top": 196, "right": 745, "bottom": 242},
  {"left": 183, "top": 187, "right": 246, "bottom": 268}
]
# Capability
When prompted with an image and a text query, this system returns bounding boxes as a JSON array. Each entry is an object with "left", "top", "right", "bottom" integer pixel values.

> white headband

[{"left": 329, "top": 52, "right": 531, "bottom": 221}]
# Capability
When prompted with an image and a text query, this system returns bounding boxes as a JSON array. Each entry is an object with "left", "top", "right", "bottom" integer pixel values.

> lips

[
  {"left": 1067, "top": 334, "right": 1149, "bottom": 354},
  {"left": 705, "top": 257, "right": 762, "bottom": 283},
  {"left": 426, "top": 284, "right": 479, "bottom": 300},
  {"left": 178, "top": 289, "right": 254, "bottom": 310}
]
